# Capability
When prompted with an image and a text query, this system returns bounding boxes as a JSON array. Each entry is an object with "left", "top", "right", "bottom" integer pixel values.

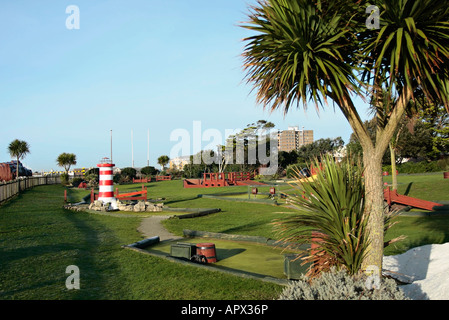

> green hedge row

[
  {"left": 287, "top": 158, "right": 449, "bottom": 176},
  {"left": 383, "top": 159, "right": 449, "bottom": 174}
]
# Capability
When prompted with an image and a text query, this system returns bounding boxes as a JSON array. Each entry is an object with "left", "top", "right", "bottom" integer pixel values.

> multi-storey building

[
  {"left": 278, "top": 126, "right": 314, "bottom": 152},
  {"left": 169, "top": 155, "right": 191, "bottom": 171}
]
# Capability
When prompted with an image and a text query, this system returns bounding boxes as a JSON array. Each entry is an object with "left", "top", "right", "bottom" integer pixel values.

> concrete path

[{"left": 137, "top": 215, "right": 183, "bottom": 241}]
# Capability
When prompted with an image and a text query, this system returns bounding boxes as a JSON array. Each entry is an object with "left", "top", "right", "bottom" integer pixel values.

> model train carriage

[{"left": 0, "top": 161, "right": 32, "bottom": 181}]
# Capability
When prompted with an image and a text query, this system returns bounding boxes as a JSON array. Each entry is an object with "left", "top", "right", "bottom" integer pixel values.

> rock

[
  {"left": 94, "top": 200, "right": 103, "bottom": 207},
  {"left": 144, "top": 202, "right": 164, "bottom": 212},
  {"left": 133, "top": 201, "right": 146, "bottom": 212},
  {"left": 123, "top": 205, "right": 134, "bottom": 212}
]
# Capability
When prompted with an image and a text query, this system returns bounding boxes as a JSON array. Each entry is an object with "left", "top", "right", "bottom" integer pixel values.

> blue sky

[{"left": 0, "top": 1, "right": 370, "bottom": 172}]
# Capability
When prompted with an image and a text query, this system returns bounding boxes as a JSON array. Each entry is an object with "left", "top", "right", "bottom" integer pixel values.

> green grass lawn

[
  {"left": 382, "top": 172, "right": 449, "bottom": 201},
  {"left": 1, "top": 173, "right": 448, "bottom": 300},
  {"left": 0, "top": 185, "right": 282, "bottom": 300}
]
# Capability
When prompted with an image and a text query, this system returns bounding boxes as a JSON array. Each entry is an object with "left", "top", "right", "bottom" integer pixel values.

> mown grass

[
  {"left": 383, "top": 172, "right": 449, "bottom": 201},
  {"left": 0, "top": 184, "right": 282, "bottom": 300},
  {"left": 381, "top": 172, "right": 449, "bottom": 255}
]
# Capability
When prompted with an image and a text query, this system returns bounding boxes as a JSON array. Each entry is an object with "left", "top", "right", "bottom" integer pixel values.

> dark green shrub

[
  {"left": 383, "top": 160, "right": 444, "bottom": 174},
  {"left": 120, "top": 167, "right": 137, "bottom": 179},
  {"left": 71, "top": 177, "right": 84, "bottom": 188},
  {"left": 141, "top": 166, "right": 158, "bottom": 176},
  {"left": 437, "top": 157, "right": 449, "bottom": 171},
  {"left": 60, "top": 173, "right": 69, "bottom": 185}
]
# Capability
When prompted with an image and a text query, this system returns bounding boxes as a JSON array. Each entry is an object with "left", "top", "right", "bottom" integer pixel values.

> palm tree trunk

[
  {"left": 361, "top": 149, "right": 385, "bottom": 275},
  {"left": 389, "top": 142, "right": 398, "bottom": 190},
  {"left": 360, "top": 87, "right": 411, "bottom": 274},
  {"left": 16, "top": 156, "right": 20, "bottom": 179}
]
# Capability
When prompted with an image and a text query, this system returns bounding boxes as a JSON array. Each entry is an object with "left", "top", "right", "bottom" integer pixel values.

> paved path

[{"left": 137, "top": 215, "right": 183, "bottom": 241}]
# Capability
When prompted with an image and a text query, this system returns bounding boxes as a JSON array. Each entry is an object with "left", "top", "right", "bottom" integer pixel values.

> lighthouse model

[{"left": 97, "top": 157, "right": 118, "bottom": 210}]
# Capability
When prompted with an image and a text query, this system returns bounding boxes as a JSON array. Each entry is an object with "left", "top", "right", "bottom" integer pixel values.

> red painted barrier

[
  {"left": 383, "top": 187, "right": 443, "bottom": 211},
  {"left": 115, "top": 185, "right": 147, "bottom": 201},
  {"left": 183, "top": 171, "right": 264, "bottom": 188},
  {"left": 133, "top": 178, "right": 151, "bottom": 183},
  {"left": 156, "top": 175, "right": 172, "bottom": 181}
]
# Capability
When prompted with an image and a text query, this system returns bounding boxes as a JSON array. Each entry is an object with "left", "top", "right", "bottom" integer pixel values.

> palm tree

[
  {"left": 241, "top": 0, "right": 449, "bottom": 273},
  {"left": 274, "top": 155, "right": 369, "bottom": 277},
  {"left": 7, "top": 139, "right": 30, "bottom": 179},
  {"left": 157, "top": 155, "right": 170, "bottom": 171},
  {"left": 57, "top": 152, "right": 77, "bottom": 176}
]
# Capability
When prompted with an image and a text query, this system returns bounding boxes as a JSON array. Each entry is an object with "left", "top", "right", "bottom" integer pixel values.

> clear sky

[{"left": 0, "top": 0, "right": 370, "bottom": 172}]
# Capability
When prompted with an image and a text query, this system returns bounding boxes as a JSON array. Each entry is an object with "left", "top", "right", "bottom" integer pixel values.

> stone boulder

[{"left": 133, "top": 201, "right": 146, "bottom": 212}]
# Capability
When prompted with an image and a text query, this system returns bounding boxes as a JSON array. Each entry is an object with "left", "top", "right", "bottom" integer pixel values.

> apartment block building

[{"left": 278, "top": 126, "right": 314, "bottom": 152}]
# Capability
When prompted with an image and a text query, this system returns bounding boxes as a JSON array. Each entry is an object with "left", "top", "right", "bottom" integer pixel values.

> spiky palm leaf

[
  {"left": 273, "top": 155, "right": 369, "bottom": 276},
  {"left": 241, "top": 0, "right": 362, "bottom": 113},
  {"left": 359, "top": 0, "right": 449, "bottom": 111}
]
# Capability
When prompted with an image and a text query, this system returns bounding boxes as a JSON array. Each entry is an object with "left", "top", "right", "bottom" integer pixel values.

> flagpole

[
  {"left": 147, "top": 128, "right": 150, "bottom": 167},
  {"left": 131, "top": 129, "right": 134, "bottom": 168}
]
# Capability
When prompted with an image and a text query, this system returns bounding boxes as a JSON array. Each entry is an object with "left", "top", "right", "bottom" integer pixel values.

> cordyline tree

[
  {"left": 241, "top": 0, "right": 449, "bottom": 273},
  {"left": 57, "top": 152, "right": 77, "bottom": 176},
  {"left": 7, "top": 139, "right": 30, "bottom": 179}
]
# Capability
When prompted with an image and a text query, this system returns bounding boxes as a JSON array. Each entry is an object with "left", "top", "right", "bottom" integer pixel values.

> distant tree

[
  {"left": 121, "top": 167, "right": 137, "bottom": 180},
  {"left": 278, "top": 150, "right": 299, "bottom": 174},
  {"left": 56, "top": 153, "right": 77, "bottom": 176},
  {"left": 157, "top": 155, "right": 170, "bottom": 171},
  {"left": 297, "top": 137, "right": 345, "bottom": 163},
  {"left": 141, "top": 166, "right": 158, "bottom": 176},
  {"left": 7, "top": 139, "right": 30, "bottom": 179},
  {"left": 223, "top": 120, "right": 275, "bottom": 172},
  {"left": 420, "top": 104, "right": 449, "bottom": 159}
]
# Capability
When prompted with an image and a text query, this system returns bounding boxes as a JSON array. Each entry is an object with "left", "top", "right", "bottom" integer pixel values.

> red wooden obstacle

[
  {"left": 90, "top": 188, "right": 99, "bottom": 203},
  {"left": 133, "top": 177, "right": 151, "bottom": 183},
  {"left": 183, "top": 171, "right": 264, "bottom": 188},
  {"left": 383, "top": 187, "right": 443, "bottom": 211},
  {"left": 156, "top": 175, "right": 172, "bottom": 181},
  {"left": 115, "top": 185, "right": 148, "bottom": 201}
]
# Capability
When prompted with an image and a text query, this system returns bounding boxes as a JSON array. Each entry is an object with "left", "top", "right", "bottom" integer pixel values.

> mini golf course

[{"left": 124, "top": 231, "right": 309, "bottom": 285}]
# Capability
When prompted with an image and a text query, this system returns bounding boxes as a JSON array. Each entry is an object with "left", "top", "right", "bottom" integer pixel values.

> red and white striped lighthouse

[{"left": 97, "top": 157, "right": 117, "bottom": 210}]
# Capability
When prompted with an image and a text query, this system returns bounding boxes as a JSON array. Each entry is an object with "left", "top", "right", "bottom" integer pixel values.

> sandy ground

[
  {"left": 383, "top": 242, "right": 449, "bottom": 300},
  {"left": 137, "top": 215, "right": 183, "bottom": 241}
]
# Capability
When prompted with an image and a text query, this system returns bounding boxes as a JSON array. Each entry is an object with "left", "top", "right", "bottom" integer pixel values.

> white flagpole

[
  {"left": 147, "top": 128, "right": 150, "bottom": 167},
  {"left": 131, "top": 129, "right": 134, "bottom": 168}
]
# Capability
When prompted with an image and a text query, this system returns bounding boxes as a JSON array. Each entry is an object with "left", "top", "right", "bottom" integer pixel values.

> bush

[
  {"left": 383, "top": 160, "right": 443, "bottom": 174},
  {"left": 279, "top": 268, "right": 408, "bottom": 300},
  {"left": 121, "top": 167, "right": 137, "bottom": 179},
  {"left": 84, "top": 173, "right": 98, "bottom": 188},
  {"left": 71, "top": 177, "right": 84, "bottom": 188},
  {"left": 60, "top": 173, "right": 69, "bottom": 185},
  {"left": 141, "top": 166, "right": 158, "bottom": 176},
  {"left": 437, "top": 157, "right": 449, "bottom": 171}
]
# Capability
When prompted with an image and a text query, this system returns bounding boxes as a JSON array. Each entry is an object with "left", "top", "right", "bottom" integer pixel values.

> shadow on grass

[
  {"left": 220, "top": 221, "right": 271, "bottom": 235},
  {"left": 0, "top": 185, "right": 121, "bottom": 299},
  {"left": 61, "top": 211, "right": 120, "bottom": 299},
  {"left": 216, "top": 248, "right": 246, "bottom": 261},
  {"left": 404, "top": 182, "right": 413, "bottom": 196},
  {"left": 163, "top": 196, "right": 200, "bottom": 206}
]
